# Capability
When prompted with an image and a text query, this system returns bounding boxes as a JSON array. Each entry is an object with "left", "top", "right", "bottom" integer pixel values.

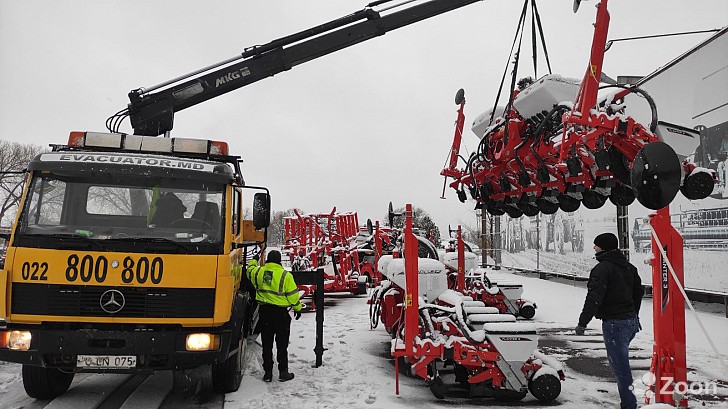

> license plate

[{"left": 76, "top": 355, "right": 137, "bottom": 369}]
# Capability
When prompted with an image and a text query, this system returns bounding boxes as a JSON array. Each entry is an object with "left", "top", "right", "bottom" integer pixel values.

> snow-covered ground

[
  {"left": 1, "top": 268, "right": 726, "bottom": 408},
  {"left": 227, "top": 268, "right": 728, "bottom": 408}
]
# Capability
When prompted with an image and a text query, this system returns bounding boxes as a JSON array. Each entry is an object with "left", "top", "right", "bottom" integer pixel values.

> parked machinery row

[
  {"left": 367, "top": 205, "right": 562, "bottom": 402},
  {"left": 282, "top": 208, "right": 368, "bottom": 298}
]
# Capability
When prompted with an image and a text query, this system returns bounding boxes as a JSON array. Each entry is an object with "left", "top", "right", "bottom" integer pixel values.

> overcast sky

[{"left": 1, "top": 0, "right": 726, "bottom": 235}]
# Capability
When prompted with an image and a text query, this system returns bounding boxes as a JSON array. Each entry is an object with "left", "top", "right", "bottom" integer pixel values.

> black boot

[
  {"left": 263, "top": 371, "right": 272, "bottom": 382},
  {"left": 278, "top": 371, "right": 294, "bottom": 382}
]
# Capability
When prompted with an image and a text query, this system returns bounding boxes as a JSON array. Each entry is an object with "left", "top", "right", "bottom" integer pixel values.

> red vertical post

[
  {"left": 284, "top": 218, "right": 290, "bottom": 241},
  {"left": 374, "top": 221, "right": 382, "bottom": 257},
  {"left": 649, "top": 206, "right": 687, "bottom": 406},
  {"left": 561, "top": 0, "right": 611, "bottom": 161},
  {"left": 443, "top": 95, "right": 467, "bottom": 176},
  {"left": 574, "top": 0, "right": 610, "bottom": 116},
  {"left": 374, "top": 221, "right": 383, "bottom": 283},
  {"left": 348, "top": 214, "right": 355, "bottom": 237},
  {"left": 457, "top": 225, "right": 465, "bottom": 292},
  {"left": 403, "top": 204, "right": 419, "bottom": 356}
]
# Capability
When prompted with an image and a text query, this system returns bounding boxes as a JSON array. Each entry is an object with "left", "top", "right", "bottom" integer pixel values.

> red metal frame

[
  {"left": 439, "top": 0, "right": 674, "bottom": 215},
  {"left": 443, "top": 225, "right": 536, "bottom": 318},
  {"left": 386, "top": 204, "right": 559, "bottom": 398},
  {"left": 440, "top": 95, "right": 468, "bottom": 197},
  {"left": 361, "top": 221, "right": 393, "bottom": 286},
  {"left": 456, "top": 225, "right": 465, "bottom": 292},
  {"left": 648, "top": 207, "right": 687, "bottom": 406},
  {"left": 283, "top": 207, "right": 365, "bottom": 296},
  {"left": 403, "top": 204, "right": 419, "bottom": 356},
  {"left": 436, "top": 0, "right": 696, "bottom": 404}
]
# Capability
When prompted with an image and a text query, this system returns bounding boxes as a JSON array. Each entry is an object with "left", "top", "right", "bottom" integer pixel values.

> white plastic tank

[
  {"left": 441, "top": 251, "right": 478, "bottom": 273},
  {"left": 385, "top": 258, "right": 449, "bottom": 302},
  {"left": 377, "top": 255, "right": 394, "bottom": 279},
  {"left": 513, "top": 74, "right": 580, "bottom": 119},
  {"left": 471, "top": 106, "right": 505, "bottom": 139}
]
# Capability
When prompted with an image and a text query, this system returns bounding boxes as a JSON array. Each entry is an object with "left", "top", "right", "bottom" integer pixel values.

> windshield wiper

[
  {"left": 22, "top": 233, "right": 106, "bottom": 250},
  {"left": 113, "top": 237, "right": 204, "bottom": 252}
]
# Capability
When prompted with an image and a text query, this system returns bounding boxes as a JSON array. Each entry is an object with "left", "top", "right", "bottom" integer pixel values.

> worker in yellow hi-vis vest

[{"left": 246, "top": 250, "right": 302, "bottom": 382}]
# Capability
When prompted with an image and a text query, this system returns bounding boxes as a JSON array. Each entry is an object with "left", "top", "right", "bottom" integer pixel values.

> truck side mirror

[{"left": 253, "top": 192, "right": 270, "bottom": 229}]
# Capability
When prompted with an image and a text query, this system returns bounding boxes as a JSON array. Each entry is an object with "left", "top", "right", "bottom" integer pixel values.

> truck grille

[{"left": 11, "top": 283, "right": 215, "bottom": 318}]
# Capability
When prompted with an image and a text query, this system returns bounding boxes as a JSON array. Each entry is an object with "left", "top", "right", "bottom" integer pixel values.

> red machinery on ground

[
  {"left": 368, "top": 204, "right": 564, "bottom": 402},
  {"left": 355, "top": 202, "right": 443, "bottom": 287},
  {"left": 442, "top": 225, "right": 537, "bottom": 319},
  {"left": 283, "top": 208, "right": 368, "bottom": 298},
  {"left": 353, "top": 219, "right": 393, "bottom": 287},
  {"left": 441, "top": 0, "right": 715, "bottom": 217}
]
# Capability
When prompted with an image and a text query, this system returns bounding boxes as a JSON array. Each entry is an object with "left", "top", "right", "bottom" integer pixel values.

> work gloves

[
  {"left": 574, "top": 325, "right": 586, "bottom": 336},
  {"left": 293, "top": 310, "right": 302, "bottom": 320}
]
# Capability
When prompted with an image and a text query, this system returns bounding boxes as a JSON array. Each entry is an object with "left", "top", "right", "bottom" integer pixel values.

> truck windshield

[{"left": 16, "top": 172, "right": 225, "bottom": 251}]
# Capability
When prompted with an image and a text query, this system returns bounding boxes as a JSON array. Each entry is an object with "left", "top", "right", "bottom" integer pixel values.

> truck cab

[{"left": 0, "top": 131, "right": 270, "bottom": 398}]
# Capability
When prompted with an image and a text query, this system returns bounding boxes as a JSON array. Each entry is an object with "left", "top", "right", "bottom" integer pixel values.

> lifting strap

[
  {"left": 531, "top": 0, "right": 552, "bottom": 77},
  {"left": 487, "top": 0, "right": 553, "bottom": 127}
]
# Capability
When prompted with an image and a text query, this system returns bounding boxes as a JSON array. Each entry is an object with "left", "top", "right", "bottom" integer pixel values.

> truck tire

[
  {"left": 211, "top": 333, "right": 245, "bottom": 393},
  {"left": 22, "top": 365, "right": 74, "bottom": 399}
]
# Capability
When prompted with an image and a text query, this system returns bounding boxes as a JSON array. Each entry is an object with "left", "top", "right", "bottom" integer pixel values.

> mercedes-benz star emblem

[{"left": 100, "top": 289, "right": 126, "bottom": 314}]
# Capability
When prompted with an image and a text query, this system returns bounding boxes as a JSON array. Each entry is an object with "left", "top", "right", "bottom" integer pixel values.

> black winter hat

[
  {"left": 593, "top": 232, "right": 618, "bottom": 252},
  {"left": 266, "top": 250, "right": 282, "bottom": 264}
]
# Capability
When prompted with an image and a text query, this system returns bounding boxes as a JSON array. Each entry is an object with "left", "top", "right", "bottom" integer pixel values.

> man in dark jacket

[{"left": 576, "top": 232, "right": 644, "bottom": 409}]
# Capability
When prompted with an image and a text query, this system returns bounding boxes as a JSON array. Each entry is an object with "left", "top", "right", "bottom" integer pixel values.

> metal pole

[
  {"left": 494, "top": 215, "right": 501, "bottom": 269},
  {"left": 536, "top": 213, "right": 540, "bottom": 271},
  {"left": 403, "top": 204, "right": 419, "bottom": 356},
  {"left": 481, "top": 208, "right": 488, "bottom": 267},
  {"left": 617, "top": 205, "right": 630, "bottom": 261},
  {"left": 457, "top": 225, "right": 465, "bottom": 292},
  {"left": 314, "top": 268, "right": 325, "bottom": 367},
  {"left": 649, "top": 206, "right": 687, "bottom": 406}
]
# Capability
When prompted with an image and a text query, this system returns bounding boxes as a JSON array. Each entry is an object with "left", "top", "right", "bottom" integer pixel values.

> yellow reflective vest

[{"left": 246, "top": 260, "right": 302, "bottom": 312}]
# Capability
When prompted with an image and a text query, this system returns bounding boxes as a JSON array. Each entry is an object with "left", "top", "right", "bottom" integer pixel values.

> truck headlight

[
  {"left": 185, "top": 333, "right": 220, "bottom": 351},
  {"left": 1, "top": 331, "right": 32, "bottom": 350}
]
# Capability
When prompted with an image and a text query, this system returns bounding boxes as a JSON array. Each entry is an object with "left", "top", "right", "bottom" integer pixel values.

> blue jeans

[{"left": 602, "top": 315, "right": 639, "bottom": 409}]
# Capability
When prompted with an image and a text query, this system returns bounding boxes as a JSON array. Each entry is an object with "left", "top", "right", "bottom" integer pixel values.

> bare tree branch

[{"left": 0, "top": 140, "right": 46, "bottom": 225}]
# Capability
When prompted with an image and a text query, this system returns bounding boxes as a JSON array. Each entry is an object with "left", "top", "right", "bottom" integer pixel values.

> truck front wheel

[
  {"left": 211, "top": 333, "right": 245, "bottom": 393},
  {"left": 22, "top": 365, "right": 74, "bottom": 399}
]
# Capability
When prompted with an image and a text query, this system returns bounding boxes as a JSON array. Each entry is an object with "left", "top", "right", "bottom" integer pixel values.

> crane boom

[{"left": 125, "top": 0, "right": 482, "bottom": 136}]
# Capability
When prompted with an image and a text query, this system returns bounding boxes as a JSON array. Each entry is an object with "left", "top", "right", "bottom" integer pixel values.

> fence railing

[{"left": 487, "top": 263, "right": 728, "bottom": 318}]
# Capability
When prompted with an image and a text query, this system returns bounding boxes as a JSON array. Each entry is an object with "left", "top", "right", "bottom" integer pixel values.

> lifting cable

[
  {"left": 530, "top": 0, "right": 552, "bottom": 78},
  {"left": 484, "top": 0, "right": 553, "bottom": 142},
  {"left": 486, "top": 0, "right": 529, "bottom": 128},
  {"left": 480, "top": 0, "right": 553, "bottom": 188}
]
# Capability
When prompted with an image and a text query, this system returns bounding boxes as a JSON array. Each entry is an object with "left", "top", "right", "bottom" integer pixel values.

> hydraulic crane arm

[{"left": 124, "top": 0, "right": 482, "bottom": 136}]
